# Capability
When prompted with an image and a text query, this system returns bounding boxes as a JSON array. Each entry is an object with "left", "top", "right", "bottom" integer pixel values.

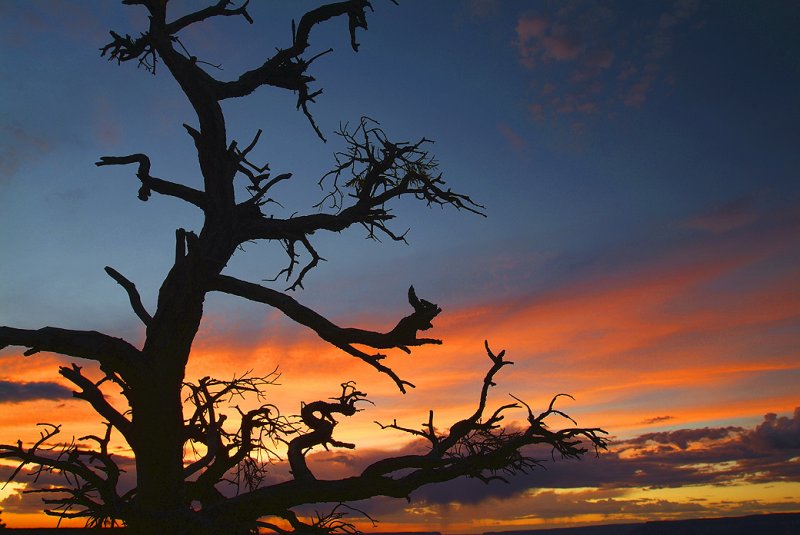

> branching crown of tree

[{"left": 0, "top": 2, "right": 607, "bottom": 534}]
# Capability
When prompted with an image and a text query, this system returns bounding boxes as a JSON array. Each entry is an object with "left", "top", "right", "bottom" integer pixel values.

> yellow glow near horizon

[
  {"left": 623, "top": 480, "right": 800, "bottom": 506},
  {"left": 0, "top": 481, "right": 25, "bottom": 503},
  {"left": 357, "top": 482, "right": 800, "bottom": 533}
]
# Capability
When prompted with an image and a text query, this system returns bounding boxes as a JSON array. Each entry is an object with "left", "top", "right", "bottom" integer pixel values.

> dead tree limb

[
  {"left": 0, "top": 423, "right": 128, "bottom": 527},
  {"left": 58, "top": 364, "right": 133, "bottom": 447},
  {"left": 287, "top": 382, "right": 369, "bottom": 482},
  {"left": 211, "top": 276, "right": 441, "bottom": 392},
  {"left": 0, "top": 327, "right": 140, "bottom": 375},
  {"left": 95, "top": 154, "right": 206, "bottom": 208},
  {"left": 103, "top": 266, "right": 152, "bottom": 327}
]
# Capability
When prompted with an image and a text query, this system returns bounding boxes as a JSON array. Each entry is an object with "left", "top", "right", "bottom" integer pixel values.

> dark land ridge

[
  {"left": 2, "top": 512, "right": 798, "bottom": 534},
  {"left": 483, "top": 511, "right": 800, "bottom": 534}
]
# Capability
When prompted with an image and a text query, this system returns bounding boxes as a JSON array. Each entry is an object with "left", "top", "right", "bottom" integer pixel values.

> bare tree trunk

[
  {"left": 127, "top": 256, "right": 215, "bottom": 533},
  {"left": 129, "top": 380, "right": 187, "bottom": 533}
]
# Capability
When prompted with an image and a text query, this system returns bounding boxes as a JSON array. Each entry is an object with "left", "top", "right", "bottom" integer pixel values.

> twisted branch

[
  {"left": 103, "top": 266, "right": 152, "bottom": 327},
  {"left": 0, "top": 326, "right": 140, "bottom": 375},
  {"left": 95, "top": 154, "right": 206, "bottom": 209},
  {"left": 210, "top": 276, "right": 442, "bottom": 392},
  {"left": 366, "top": 342, "right": 607, "bottom": 481},
  {"left": 287, "top": 382, "right": 369, "bottom": 482},
  {"left": 166, "top": 0, "right": 254, "bottom": 35},
  {"left": 58, "top": 364, "right": 133, "bottom": 448},
  {"left": 204, "top": 343, "right": 606, "bottom": 529}
]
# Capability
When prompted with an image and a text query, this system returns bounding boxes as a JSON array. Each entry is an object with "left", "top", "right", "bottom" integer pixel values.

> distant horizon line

[{"left": 6, "top": 511, "right": 799, "bottom": 533}]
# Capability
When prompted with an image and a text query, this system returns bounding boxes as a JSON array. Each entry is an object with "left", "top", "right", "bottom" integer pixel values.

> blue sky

[
  {"left": 2, "top": 1, "right": 798, "bottom": 323},
  {"left": 1, "top": 1, "right": 799, "bottom": 531}
]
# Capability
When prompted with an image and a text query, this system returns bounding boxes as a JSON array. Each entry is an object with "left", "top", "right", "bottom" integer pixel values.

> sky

[{"left": 0, "top": 0, "right": 799, "bottom": 531}]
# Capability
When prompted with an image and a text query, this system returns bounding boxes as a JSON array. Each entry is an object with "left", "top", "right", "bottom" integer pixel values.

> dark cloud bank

[
  {"left": 296, "top": 407, "right": 800, "bottom": 522},
  {"left": 0, "top": 380, "right": 72, "bottom": 403},
  {"left": 409, "top": 408, "right": 800, "bottom": 504},
  {"left": 3, "top": 408, "right": 799, "bottom": 523}
]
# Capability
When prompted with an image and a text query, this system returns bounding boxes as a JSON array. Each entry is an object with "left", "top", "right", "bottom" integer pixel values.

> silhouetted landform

[
  {"left": 2, "top": 513, "right": 799, "bottom": 533},
  {"left": 0, "top": 532, "right": 439, "bottom": 534},
  {"left": 484, "top": 512, "right": 800, "bottom": 535},
  {"left": 0, "top": 532, "right": 445, "bottom": 535},
  {"left": 485, "top": 524, "right": 639, "bottom": 535},
  {"left": 1, "top": 530, "right": 121, "bottom": 534},
  {"left": 370, "top": 532, "right": 443, "bottom": 535}
]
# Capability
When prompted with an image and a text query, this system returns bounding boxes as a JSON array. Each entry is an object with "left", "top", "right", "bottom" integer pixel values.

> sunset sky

[{"left": 1, "top": 0, "right": 799, "bottom": 532}]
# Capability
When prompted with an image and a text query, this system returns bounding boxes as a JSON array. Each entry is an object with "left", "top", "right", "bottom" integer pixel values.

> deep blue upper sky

[{"left": 1, "top": 0, "right": 798, "bottom": 335}]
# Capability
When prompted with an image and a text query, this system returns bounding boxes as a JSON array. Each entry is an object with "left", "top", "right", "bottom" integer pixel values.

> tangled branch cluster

[
  {"left": 182, "top": 371, "right": 296, "bottom": 504},
  {"left": 369, "top": 343, "right": 607, "bottom": 485},
  {"left": 0, "top": 422, "right": 129, "bottom": 527},
  {"left": 2, "top": 344, "right": 606, "bottom": 533},
  {"left": 319, "top": 117, "right": 484, "bottom": 242}
]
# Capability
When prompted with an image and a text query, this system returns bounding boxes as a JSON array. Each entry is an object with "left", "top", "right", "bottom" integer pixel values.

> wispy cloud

[
  {"left": 0, "top": 2, "right": 107, "bottom": 47},
  {"left": 683, "top": 194, "right": 760, "bottom": 234},
  {"left": 91, "top": 95, "right": 123, "bottom": 148},
  {"left": 514, "top": 1, "right": 703, "bottom": 124},
  {"left": 467, "top": 0, "right": 500, "bottom": 19},
  {"left": 641, "top": 415, "right": 675, "bottom": 425},
  {"left": 497, "top": 121, "right": 527, "bottom": 151},
  {"left": 0, "top": 121, "right": 52, "bottom": 181}
]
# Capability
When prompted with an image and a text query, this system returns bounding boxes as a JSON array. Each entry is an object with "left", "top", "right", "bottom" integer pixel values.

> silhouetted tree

[{"left": 0, "top": 2, "right": 606, "bottom": 534}]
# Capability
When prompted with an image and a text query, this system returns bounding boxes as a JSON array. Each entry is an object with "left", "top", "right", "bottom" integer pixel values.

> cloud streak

[
  {"left": 0, "top": 122, "right": 52, "bottom": 181},
  {"left": 514, "top": 1, "right": 703, "bottom": 124},
  {"left": 683, "top": 194, "right": 761, "bottom": 234},
  {"left": 0, "top": 380, "right": 72, "bottom": 404}
]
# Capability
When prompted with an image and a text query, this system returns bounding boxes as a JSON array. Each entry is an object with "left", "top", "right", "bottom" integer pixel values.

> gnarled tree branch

[
  {"left": 215, "top": 0, "right": 375, "bottom": 140},
  {"left": 234, "top": 119, "right": 483, "bottom": 289},
  {"left": 104, "top": 266, "right": 152, "bottom": 327},
  {"left": 287, "top": 382, "right": 368, "bottom": 482},
  {"left": 58, "top": 364, "right": 133, "bottom": 448},
  {"left": 95, "top": 154, "right": 206, "bottom": 209},
  {"left": 210, "top": 275, "right": 441, "bottom": 392},
  {"left": 0, "top": 423, "right": 128, "bottom": 527},
  {"left": 181, "top": 372, "right": 295, "bottom": 509},
  {"left": 166, "top": 0, "right": 254, "bottom": 35},
  {"left": 104, "top": 0, "right": 378, "bottom": 140},
  {"left": 0, "top": 326, "right": 140, "bottom": 375}
]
